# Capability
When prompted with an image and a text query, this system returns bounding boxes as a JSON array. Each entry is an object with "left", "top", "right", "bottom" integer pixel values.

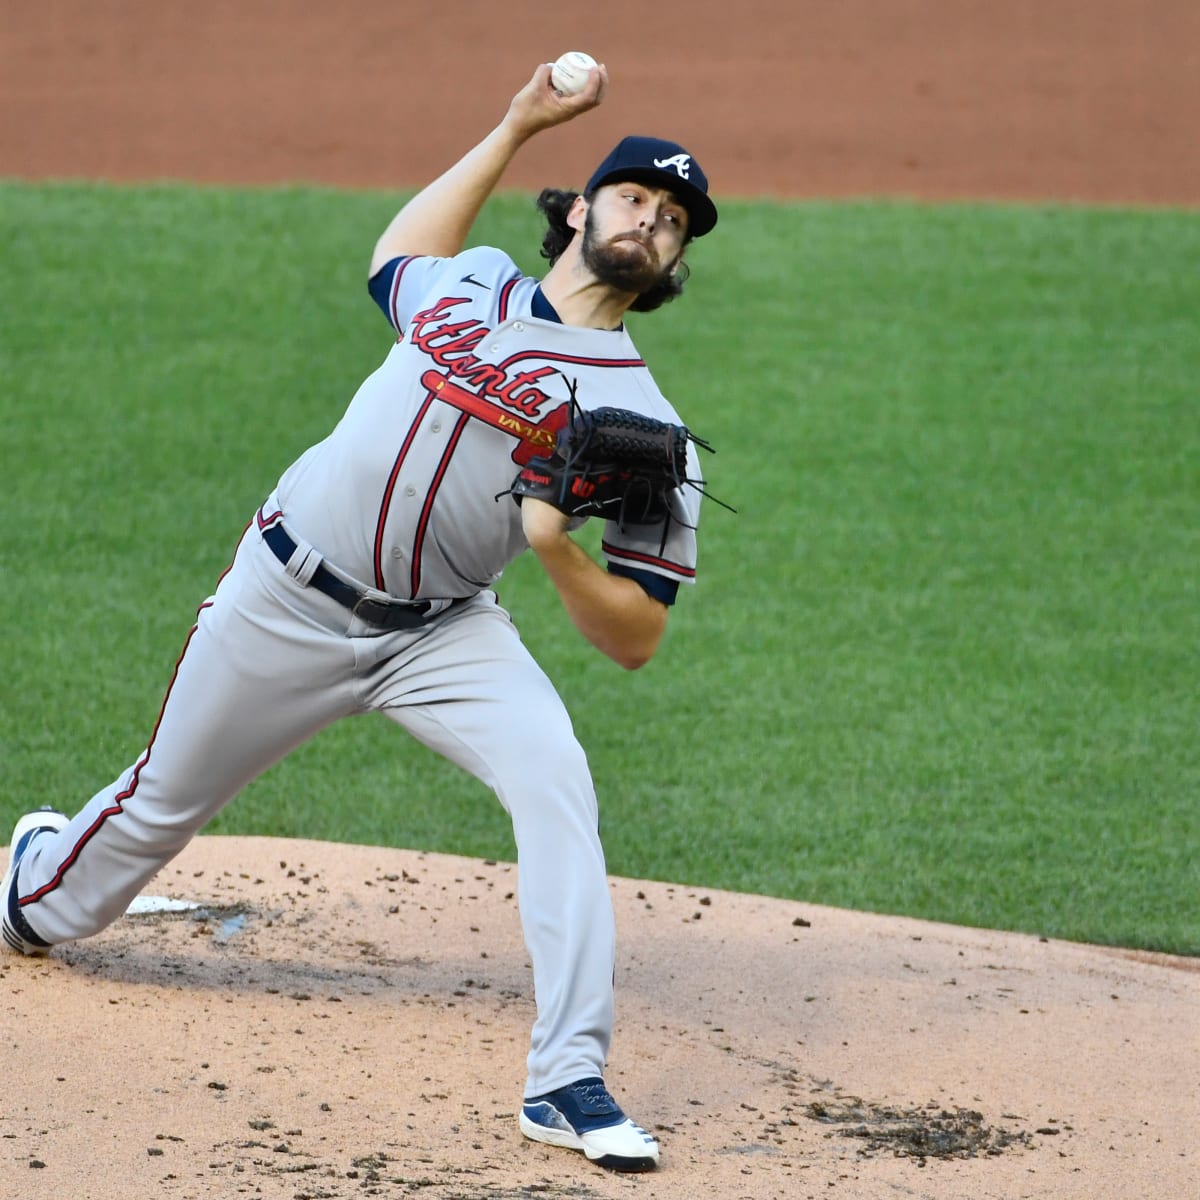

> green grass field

[{"left": 2, "top": 180, "right": 1197, "bottom": 954}]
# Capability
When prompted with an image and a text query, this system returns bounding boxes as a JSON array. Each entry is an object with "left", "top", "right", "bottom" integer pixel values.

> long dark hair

[{"left": 535, "top": 188, "right": 688, "bottom": 313}]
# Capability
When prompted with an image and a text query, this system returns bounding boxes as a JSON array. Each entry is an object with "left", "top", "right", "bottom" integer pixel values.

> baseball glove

[{"left": 503, "top": 403, "right": 713, "bottom": 528}]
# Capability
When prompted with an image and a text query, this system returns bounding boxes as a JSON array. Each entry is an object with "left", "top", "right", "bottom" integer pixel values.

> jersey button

[
  {"left": 513, "top": 321, "right": 525, "bottom": 332},
  {"left": 404, "top": 485, "right": 416, "bottom": 497},
  {"left": 431, "top": 420, "right": 442, "bottom": 432},
  {"left": 390, "top": 547, "right": 403, "bottom": 559}
]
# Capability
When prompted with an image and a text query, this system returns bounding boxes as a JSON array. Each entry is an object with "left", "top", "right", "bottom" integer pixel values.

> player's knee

[
  {"left": 495, "top": 731, "right": 593, "bottom": 812},
  {"left": 518, "top": 728, "right": 590, "bottom": 787}
]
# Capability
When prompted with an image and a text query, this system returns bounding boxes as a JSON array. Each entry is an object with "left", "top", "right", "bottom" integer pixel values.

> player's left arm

[{"left": 521, "top": 499, "right": 668, "bottom": 670}]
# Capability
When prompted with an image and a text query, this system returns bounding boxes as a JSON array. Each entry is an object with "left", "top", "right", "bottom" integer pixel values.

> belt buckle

[{"left": 351, "top": 593, "right": 426, "bottom": 629}]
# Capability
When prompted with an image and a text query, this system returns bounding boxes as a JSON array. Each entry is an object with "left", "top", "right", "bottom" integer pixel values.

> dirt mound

[{"left": 3, "top": 837, "right": 1195, "bottom": 1198}]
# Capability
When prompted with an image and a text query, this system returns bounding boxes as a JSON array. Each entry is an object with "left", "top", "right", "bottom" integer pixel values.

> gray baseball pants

[{"left": 12, "top": 522, "right": 616, "bottom": 1096}]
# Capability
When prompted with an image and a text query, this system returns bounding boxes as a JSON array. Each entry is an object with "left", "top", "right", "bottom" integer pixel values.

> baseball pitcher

[{"left": 2, "top": 58, "right": 721, "bottom": 1174}]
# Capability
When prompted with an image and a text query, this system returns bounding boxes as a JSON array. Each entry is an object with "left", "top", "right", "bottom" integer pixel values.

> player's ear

[{"left": 567, "top": 194, "right": 589, "bottom": 234}]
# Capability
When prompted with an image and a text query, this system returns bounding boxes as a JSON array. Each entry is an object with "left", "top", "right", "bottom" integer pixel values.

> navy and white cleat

[
  {"left": 519, "top": 1076, "right": 659, "bottom": 1172},
  {"left": 1, "top": 808, "right": 69, "bottom": 954}
]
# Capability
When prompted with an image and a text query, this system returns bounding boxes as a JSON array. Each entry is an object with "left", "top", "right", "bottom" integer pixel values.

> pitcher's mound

[{"left": 2, "top": 836, "right": 1194, "bottom": 1198}]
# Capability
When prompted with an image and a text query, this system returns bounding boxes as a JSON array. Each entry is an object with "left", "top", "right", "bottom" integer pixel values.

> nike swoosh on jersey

[{"left": 460, "top": 274, "right": 492, "bottom": 289}]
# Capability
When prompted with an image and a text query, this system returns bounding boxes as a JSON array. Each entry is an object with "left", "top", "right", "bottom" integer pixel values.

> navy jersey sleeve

[
  {"left": 368, "top": 257, "right": 404, "bottom": 323},
  {"left": 368, "top": 246, "right": 523, "bottom": 334},
  {"left": 609, "top": 562, "right": 680, "bottom": 606}
]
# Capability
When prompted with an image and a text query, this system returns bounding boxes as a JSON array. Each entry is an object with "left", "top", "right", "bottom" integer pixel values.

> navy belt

[{"left": 262, "top": 522, "right": 454, "bottom": 631}]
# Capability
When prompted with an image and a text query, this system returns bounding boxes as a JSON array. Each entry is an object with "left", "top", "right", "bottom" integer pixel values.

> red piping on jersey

[
  {"left": 497, "top": 276, "right": 518, "bottom": 323},
  {"left": 373, "top": 395, "right": 434, "bottom": 590},
  {"left": 17, "top": 607, "right": 212, "bottom": 911},
  {"left": 409, "top": 413, "right": 469, "bottom": 595},
  {"left": 602, "top": 539, "right": 696, "bottom": 580},
  {"left": 499, "top": 349, "right": 645, "bottom": 371}
]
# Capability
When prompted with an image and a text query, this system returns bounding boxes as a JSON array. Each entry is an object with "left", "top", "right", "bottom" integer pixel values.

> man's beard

[{"left": 581, "top": 212, "right": 673, "bottom": 295}]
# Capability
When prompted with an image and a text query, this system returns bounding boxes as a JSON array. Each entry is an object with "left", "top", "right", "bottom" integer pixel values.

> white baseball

[{"left": 550, "top": 51, "right": 597, "bottom": 97}]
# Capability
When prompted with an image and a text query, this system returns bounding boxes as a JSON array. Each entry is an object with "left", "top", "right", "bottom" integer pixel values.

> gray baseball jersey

[{"left": 278, "top": 244, "right": 702, "bottom": 602}]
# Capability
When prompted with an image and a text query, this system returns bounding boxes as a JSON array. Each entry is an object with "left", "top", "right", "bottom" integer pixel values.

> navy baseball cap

[{"left": 585, "top": 135, "right": 718, "bottom": 239}]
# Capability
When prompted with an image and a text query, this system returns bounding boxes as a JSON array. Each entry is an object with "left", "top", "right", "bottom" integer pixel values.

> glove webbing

[{"left": 561, "top": 396, "right": 734, "bottom": 553}]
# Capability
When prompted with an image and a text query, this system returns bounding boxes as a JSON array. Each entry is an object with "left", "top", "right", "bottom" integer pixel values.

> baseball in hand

[{"left": 550, "top": 51, "right": 597, "bottom": 97}]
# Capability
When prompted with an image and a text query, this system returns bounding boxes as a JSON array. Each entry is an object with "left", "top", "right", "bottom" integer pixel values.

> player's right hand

[{"left": 504, "top": 62, "right": 607, "bottom": 138}]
